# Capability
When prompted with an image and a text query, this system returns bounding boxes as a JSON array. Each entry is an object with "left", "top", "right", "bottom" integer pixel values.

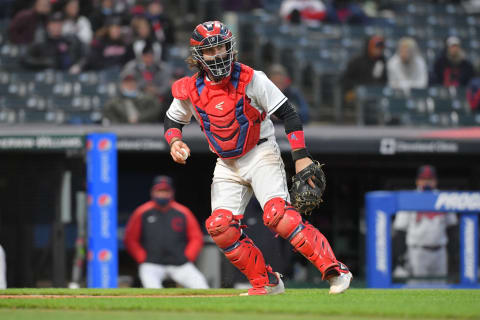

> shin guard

[
  {"left": 264, "top": 198, "right": 346, "bottom": 279},
  {"left": 206, "top": 209, "right": 275, "bottom": 290}
]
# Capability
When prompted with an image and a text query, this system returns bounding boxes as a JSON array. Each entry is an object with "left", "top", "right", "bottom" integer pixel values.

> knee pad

[
  {"left": 263, "top": 197, "right": 302, "bottom": 239},
  {"left": 205, "top": 209, "right": 241, "bottom": 249}
]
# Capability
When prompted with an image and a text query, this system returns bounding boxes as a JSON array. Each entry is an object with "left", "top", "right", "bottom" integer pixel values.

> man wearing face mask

[
  {"left": 392, "top": 165, "right": 458, "bottom": 284},
  {"left": 124, "top": 176, "right": 209, "bottom": 289},
  {"left": 102, "top": 70, "right": 165, "bottom": 124}
]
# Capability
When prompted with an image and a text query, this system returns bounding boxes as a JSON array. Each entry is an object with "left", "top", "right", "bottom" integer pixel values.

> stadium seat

[
  {"left": 378, "top": 97, "right": 418, "bottom": 125},
  {"left": 62, "top": 110, "right": 102, "bottom": 124},
  {"left": 51, "top": 81, "right": 81, "bottom": 97},
  {"left": 30, "top": 70, "right": 59, "bottom": 84},
  {"left": 0, "top": 44, "right": 23, "bottom": 70},
  {"left": 409, "top": 88, "right": 429, "bottom": 99},
  {"left": 79, "top": 83, "right": 99, "bottom": 95},
  {"left": 430, "top": 97, "right": 468, "bottom": 114},
  {"left": 0, "top": 108, "right": 16, "bottom": 123},
  {"left": 0, "top": 83, "right": 28, "bottom": 96},
  {"left": 0, "top": 70, "right": 11, "bottom": 85},
  {"left": 456, "top": 114, "right": 480, "bottom": 126},
  {"left": 17, "top": 109, "right": 58, "bottom": 123},
  {"left": 32, "top": 82, "right": 54, "bottom": 96},
  {"left": 356, "top": 86, "right": 395, "bottom": 99},
  {"left": 97, "top": 69, "right": 118, "bottom": 84},
  {"left": 2, "top": 96, "right": 27, "bottom": 109}
]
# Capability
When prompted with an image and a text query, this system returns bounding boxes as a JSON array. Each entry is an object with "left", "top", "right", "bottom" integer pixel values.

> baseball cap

[
  {"left": 446, "top": 36, "right": 461, "bottom": 47},
  {"left": 417, "top": 165, "right": 437, "bottom": 180},
  {"left": 151, "top": 175, "right": 174, "bottom": 191}
]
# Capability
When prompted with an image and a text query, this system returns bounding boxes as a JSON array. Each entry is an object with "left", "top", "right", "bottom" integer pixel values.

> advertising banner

[{"left": 86, "top": 133, "right": 117, "bottom": 288}]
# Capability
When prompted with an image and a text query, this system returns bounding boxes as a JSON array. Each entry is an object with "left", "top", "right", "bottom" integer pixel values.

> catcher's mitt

[{"left": 290, "top": 160, "right": 326, "bottom": 215}]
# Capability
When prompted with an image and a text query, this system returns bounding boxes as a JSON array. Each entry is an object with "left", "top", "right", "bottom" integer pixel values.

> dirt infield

[{"left": 0, "top": 294, "right": 237, "bottom": 299}]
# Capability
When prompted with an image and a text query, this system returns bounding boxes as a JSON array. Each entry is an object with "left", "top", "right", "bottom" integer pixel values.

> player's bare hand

[
  {"left": 170, "top": 140, "right": 190, "bottom": 164},
  {"left": 295, "top": 157, "right": 315, "bottom": 188}
]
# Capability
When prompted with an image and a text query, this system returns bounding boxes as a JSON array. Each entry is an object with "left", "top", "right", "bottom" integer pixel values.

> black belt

[
  {"left": 257, "top": 138, "right": 268, "bottom": 145},
  {"left": 412, "top": 245, "right": 443, "bottom": 251}
]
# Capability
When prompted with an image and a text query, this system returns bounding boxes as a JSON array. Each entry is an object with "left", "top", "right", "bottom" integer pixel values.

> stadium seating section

[
  {"left": 238, "top": 1, "right": 480, "bottom": 126},
  {"left": 1, "top": 1, "right": 480, "bottom": 126}
]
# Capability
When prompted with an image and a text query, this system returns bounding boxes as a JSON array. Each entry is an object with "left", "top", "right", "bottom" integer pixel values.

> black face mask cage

[{"left": 192, "top": 35, "right": 236, "bottom": 81}]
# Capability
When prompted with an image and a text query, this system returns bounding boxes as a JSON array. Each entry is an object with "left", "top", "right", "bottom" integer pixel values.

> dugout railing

[{"left": 366, "top": 190, "right": 480, "bottom": 289}]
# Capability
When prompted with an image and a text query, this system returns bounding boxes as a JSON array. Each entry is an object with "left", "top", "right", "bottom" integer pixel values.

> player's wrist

[
  {"left": 169, "top": 138, "right": 182, "bottom": 148},
  {"left": 287, "top": 130, "right": 306, "bottom": 150},
  {"left": 165, "top": 128, "right": 183, "bottom": 146},
  {"left": 292, "top": 148, "right": 312, "bottom": 162}
]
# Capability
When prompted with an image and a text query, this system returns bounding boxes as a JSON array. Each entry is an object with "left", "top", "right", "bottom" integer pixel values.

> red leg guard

[
  {"left": 264, "top": 198, "right": 346, "bottom": 279},
  {"left": 206, "top": 209, "right": 275, "bottom": 290}
]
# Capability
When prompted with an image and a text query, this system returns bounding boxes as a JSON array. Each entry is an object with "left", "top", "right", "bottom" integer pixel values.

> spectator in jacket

[
  {"left": 61, "top": 0, "right": 93, "bottom": 46},
  {"left": 102, "top": 70, "right": 165, "bottom": 124},
  {"left": 387, "top": 37, "right": 428, "bottom": 93},
  {"left": 145, "top": 0, "right": 175, "bottom": 59},
  {"left": 124, "top": 176, "right": 209, "bottom": 289},
  {"left": 8, "top": 0, "right": 51, "bottom": 44},
  {"left": 268, "top": 64, "right": 310, "bottom": 123},
  {"left": 22, "top": 12, "right": 85, "bottom": 72},
  {"left": 341, "top": 35, "right": 387, "bottom": 104},
  {"left": 431, "top": 36, "right": 475, "bottom": 88},
  {"left": 122, "top": 42, "right": 172, "bottom": 100},
  {"left": 86, "top": 16, "right": 129, "bottom": 70},
  {"left": 89, "top": 0, "right": 116, "bottom": 33},
  {"left": 127, "top": 15, "right": 162, "bottom": 62}
]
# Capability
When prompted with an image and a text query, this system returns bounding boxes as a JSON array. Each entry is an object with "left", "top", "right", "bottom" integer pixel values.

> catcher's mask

[{"left": 190, "top": 21, "right": 235, "bottom": 82}]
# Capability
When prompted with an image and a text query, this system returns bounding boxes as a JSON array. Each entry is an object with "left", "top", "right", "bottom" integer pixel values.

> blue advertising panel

[
  {"left": 365, "top": 192, "right": 395, "bottom": 288},
  {"left": 460, "top": 214, "right": 478, "bottom": 285},
  {"left": 86, "top": 133, "right": 118, "bottom": 288},
  {"left": 366, "top": 191, "right": 480, "bottom": 289}
]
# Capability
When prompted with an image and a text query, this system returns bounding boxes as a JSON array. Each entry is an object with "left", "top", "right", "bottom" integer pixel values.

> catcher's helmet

[{"left": 190, "top": 21, "right": 235, "bottom": 81}]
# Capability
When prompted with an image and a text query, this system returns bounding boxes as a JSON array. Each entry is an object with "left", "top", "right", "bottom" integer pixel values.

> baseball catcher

[{"left": 163, "top": 21, "right": 352, "bottom": 295}]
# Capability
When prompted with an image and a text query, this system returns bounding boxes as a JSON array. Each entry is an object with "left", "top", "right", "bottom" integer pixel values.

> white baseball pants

[
  {"left": 211, "top": 138, "right": 290, "bottom": 216},
  {"left": 139, "top": 262, "right": 209, "bottom": 289},
  {"left": 409, "top": 246, "right": 447, "bottom": 277}
]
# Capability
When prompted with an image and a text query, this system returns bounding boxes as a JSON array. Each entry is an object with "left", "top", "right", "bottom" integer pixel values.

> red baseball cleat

[{"left": 240, "top": 271, "right": 285, "bottom": 296}]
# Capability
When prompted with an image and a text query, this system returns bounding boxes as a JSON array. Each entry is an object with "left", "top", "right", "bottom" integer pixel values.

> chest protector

[{"left": 172, "top": 62, "right": 265, "bottom": 159}]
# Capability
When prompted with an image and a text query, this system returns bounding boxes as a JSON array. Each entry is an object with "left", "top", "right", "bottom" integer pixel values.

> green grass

[{"left": 0, "top": 288, "right": 479, "bottom": 320}]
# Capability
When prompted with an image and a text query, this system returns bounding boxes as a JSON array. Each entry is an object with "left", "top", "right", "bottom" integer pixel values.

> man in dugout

[{"left": 124, "top": 175, "right": 209, "bottom": 289}]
